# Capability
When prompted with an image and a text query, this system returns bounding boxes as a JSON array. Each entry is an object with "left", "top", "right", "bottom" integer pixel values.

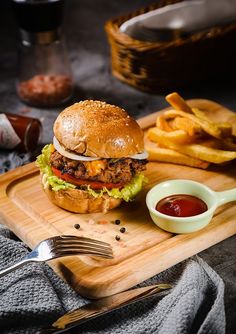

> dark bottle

[
  {"left": 0, "top": 112, "right": 42, "bottom": 152},
  {"left": 12, "top": 0, "right": 73, "bottom": 108}
]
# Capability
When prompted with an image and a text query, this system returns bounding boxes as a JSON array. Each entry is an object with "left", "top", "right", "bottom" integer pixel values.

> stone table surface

[{"left": 0, "top": 0, "right": 235, "bottom": 333}]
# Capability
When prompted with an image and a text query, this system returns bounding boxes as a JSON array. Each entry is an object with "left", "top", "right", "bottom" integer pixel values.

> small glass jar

[
  {"left": 12, "top": 0, "right": 73, "bottom": 108},
  {"left": 0, "top": 112, "right": 42, "bottom": 152}
]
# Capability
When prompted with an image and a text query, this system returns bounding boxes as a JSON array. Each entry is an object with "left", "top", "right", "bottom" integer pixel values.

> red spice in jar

[{"left": 17, "top": 74, "right": 73, "bottom": 107}]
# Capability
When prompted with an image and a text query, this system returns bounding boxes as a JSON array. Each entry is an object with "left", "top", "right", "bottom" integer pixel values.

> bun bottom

[{"left": 42, "top": 176, "right": 122, "bottom": 213}]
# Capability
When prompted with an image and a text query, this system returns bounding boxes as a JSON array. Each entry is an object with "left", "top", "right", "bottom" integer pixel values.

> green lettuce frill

[{"left": 36, "top": 144, "right": 147, "bottom": 201}]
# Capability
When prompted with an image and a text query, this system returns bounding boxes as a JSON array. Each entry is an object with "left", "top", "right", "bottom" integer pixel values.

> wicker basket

[{"left": 105, "top": 0, "right": 236, "bottom": 94}]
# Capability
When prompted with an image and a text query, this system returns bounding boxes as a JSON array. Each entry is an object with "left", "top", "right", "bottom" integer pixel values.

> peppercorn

[
  {"left": 74, "top": 223, "right": 80, "bottom": 229},
  {"left": 115, "top": 219, "right": 121, "bottom": 225},
  {"left": 120, "top": 227, "right": 126, "bottom": 233},
  {"left": 115, "top": 235, "right": 120, "bottom": 241}
]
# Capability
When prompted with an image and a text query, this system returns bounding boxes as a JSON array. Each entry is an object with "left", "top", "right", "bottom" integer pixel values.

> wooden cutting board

[{"left": 1, "top": 99, "right": 236, "bottom": 299}]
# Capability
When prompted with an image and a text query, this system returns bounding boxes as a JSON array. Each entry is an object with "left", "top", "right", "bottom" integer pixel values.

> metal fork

[{"left": 0, "top": 235, "right": 113, "bottom": 277}]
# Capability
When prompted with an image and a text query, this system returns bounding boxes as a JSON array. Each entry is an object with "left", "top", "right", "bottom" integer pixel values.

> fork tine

[
  {"left": 54, "top": 240, "right": 111, "bottom": 251},
  {"left": 53, "top": 241, "right": 113, "bottom": 252},
  {"left": 54, "top": 245, "right": 113, "bottom": 256},
  {"left": 53, "top": 249, "right": 113, "bottom": 259},
  {"left": 54, "top": 244, "right": 112, "bottom": 254},
  {"left": 50, "top": 235, "right": 113, "bottom": 259},
  {"left": 58, "top": 235, "right": 111, "bottom": 247},
  {"left": 0, "top": 235, "right": 114, "bottom": 278}
]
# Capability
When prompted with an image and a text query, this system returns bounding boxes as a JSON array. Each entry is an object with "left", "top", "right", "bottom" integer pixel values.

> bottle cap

[{"left": 12, "top": 0, "right": 64, "bottom": 34}]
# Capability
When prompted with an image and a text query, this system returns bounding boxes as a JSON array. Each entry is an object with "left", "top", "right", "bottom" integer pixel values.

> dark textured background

[{"left": 0, "top": 1, "right": 235, "bottom": 332}]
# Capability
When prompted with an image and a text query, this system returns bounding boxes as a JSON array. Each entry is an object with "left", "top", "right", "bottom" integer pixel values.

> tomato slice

[{"left": 52, "top": 167, "right": 123, "bottom": 190}]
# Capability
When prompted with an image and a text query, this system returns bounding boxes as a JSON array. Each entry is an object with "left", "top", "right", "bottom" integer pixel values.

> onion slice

[
  {"left": 53, "top": 137, "right": 99, "bottom": 161},
  {"left": 53, "top": 136, "right": 149, "bottom": 161},
  {"left": 130, "top": 151, "right": 149, "bottom": 160}
]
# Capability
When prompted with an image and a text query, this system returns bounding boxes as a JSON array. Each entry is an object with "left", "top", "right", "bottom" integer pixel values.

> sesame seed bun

[{"left": 53, "top": 100, "right": 144, "bottom": 158}]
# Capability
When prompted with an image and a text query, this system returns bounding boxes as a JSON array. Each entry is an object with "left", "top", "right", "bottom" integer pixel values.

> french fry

[
  {"left": 162, "top": 141, "right": 236, "bottom": 164},
  {"left": 156, "top": 115, "right": 173, "bottom": 131},
  {"left": 220, "top": 136, "right": 236, "bottom": 151},
  {"left": 164, "top": 109, "right": 222, "bottom": 139},
  {"left": 166, "top": 94, "right": 233, "bottom": 136},
  {"left": 216, "top": 122, "right": 232, "bottom": 138},
  {"left": 192, "top": 108, "right": 232, "bottom": 137},
  {"left": 148, "top": 126, "right": 236, "bottom": 163},
  {"left": 148, "top": 127, "right": 193, "bottom": 145},
  {"left": 191, "top": 107, "right": 210, "bottom": 120},
  {"left": 165, "top": 93, "right": 233, "bottom": 138},
  {"left": 146, "top": 92, "right": 236, "bottom": 169},
  {"left": 176, "top": 144, "right": 236, "bottom": 164},
  {"left": 166, "top": 92, "right": 193, "bottom": 113},
  {"left": 146, "top": 146, "right": 209, "bottom": 169},
  {"left": 199, "top": 138, "right": 236, "bottom": 150},
  {"left": 199, "top": 139, "right": 222, "bottom": 149},
  {"left": 171, "top": 116, "right": 203, "bottom": 137}
]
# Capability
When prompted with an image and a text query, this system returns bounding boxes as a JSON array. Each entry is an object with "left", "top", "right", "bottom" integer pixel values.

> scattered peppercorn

[
  {"left": 74, "top": 223, "right": 80, "bottom": 229},
  {"left": 115, "top": 235, "right": 120, "bottom": 241},
  {"left": 120, "top": 227, "right": 126, "bottom": 233},
  {"left": 115, "top": 219, "right": 121, "bottom": 225}
]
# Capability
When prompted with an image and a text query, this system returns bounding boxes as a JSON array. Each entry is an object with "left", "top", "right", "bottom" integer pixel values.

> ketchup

[{"left": 155, "top": 194, "right": 207, "bottom": 217}]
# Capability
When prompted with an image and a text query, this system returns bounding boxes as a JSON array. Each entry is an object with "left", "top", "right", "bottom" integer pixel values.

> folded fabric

[
  {"left": 0, "top": 223, "right": 225, "bottom": 334},
  {"left": 0, "top": 152, "right": 31, "bottom": 174}
]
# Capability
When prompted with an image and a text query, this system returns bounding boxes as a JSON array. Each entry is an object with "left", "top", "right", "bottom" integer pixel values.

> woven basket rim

[{"left": 105, "top": 0, "right": 236, "bottom": 52}]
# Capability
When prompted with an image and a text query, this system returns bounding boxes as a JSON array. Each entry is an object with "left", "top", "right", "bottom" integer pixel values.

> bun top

[{"left": 53, "top": 100, "right": 144, "bottom": 158}]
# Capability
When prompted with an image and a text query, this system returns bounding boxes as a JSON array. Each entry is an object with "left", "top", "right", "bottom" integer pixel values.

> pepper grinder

[{"left": 12, "top": 0, "right": 73, "bottom": 108}]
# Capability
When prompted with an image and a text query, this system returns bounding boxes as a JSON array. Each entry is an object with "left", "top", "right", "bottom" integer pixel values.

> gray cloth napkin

[
  {"left": 0, "top": 151, "right": 31, "bottom": 174},
  {"left": 0, "top": 223, "right": 225, "bottom": 334}
]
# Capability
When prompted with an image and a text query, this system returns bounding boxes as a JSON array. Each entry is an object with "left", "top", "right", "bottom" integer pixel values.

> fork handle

[{"left": 0, "top": 258, "right": 33, "bottom": 277}]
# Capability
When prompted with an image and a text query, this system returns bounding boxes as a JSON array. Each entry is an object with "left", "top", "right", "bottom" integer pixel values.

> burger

[{"left": 36, "top": 100, "right": 148, "bottom": 213}]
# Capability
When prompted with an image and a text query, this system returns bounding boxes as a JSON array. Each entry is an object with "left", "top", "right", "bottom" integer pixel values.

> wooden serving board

[{"left": 1, "top": 99, "right": 236, "bottom": 299}]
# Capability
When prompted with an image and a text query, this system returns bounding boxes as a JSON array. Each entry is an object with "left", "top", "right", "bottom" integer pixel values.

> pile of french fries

[{"left": 147, "top": 92, "right": 236, "bottom": 169}]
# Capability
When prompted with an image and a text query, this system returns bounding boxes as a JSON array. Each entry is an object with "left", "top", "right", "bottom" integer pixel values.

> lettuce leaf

[
  {"left": 36, "top": 144, "right": 147, "bottom": 200},
  {"left": 86, "top": 174, "right": 147, "bottom": 202},
  {"left": 35, "top": 144, "right": 52, "bottom": 176},
  {"left": 36, "top": 144, "right": 76, "bottom": 191}
]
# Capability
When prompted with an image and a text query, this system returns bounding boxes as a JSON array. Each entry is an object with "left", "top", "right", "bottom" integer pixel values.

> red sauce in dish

[{"left": 155, "top": 194, "right": 207, "bottom": 217}]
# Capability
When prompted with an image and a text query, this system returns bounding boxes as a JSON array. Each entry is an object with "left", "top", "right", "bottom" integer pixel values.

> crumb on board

[
  {"left": 93, "top": 229, "right": 106, "bottom": 234},
  {"left": 97, "top": 220, "right": 109, "bottom": 225},
  {"left": 118, "top": 241, "right": 127, "bottom": 248},
  {"left": 88, "top": 219, "right": 95, "bottom": 225}
]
